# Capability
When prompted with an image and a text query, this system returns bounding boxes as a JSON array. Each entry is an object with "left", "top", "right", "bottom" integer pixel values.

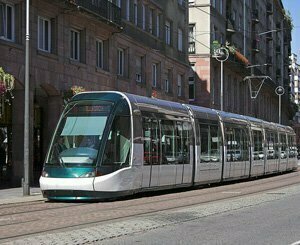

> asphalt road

[{"left": 101, "top": 185, "right": 300, "bottom": 245}]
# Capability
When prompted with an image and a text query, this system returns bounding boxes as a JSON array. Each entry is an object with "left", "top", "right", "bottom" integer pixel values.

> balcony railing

[
  {"left": 68, "top": 0, "right": 121, "bottom": 26},
  {"left": 189, "top": 42, "right": 195, "bottom": 54}
]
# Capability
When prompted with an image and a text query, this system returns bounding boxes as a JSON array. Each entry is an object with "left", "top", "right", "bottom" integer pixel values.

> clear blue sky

[{"left": 282, "top": 0, "right": 300, "bottom": 57}]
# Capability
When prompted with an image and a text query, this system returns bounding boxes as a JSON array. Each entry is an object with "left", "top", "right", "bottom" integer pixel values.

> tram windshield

[{"left": 46, "top": 101, "right": 113, "bottom": 167}]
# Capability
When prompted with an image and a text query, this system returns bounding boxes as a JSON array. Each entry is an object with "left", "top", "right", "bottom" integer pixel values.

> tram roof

[
  {"left": 185, "top": 104, "right": 219, "bottom": 121},
  {"left": 124, "top": 92, "right": 189, "bottom": 117},
  {"left": 72, "top": 91, "right": 189, "bottom": 117},
  {"left": 217, "top": 110, "right": 248, "bottom": 125}
]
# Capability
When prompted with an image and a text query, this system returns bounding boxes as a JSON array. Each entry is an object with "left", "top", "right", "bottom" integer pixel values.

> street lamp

[
  {"left": 275, "top": 86, "right": 285, "bottom": 124},
  {"left": 214, "top": 47, "right": 229, "bottom": 111}
]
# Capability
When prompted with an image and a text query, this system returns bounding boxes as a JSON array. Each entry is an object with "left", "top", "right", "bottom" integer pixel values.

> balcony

[
  {"left": 252, "top": 9, "right": 259, "bottom": 24},
  {"left": 67, "top": 0, "right": 122, "bottom": 27},
  {"left": 266, "top": 3, "right": 273, "bottom": 15},
  {"left": 189, "top": 42, "right": 195, "bottom": 54}
]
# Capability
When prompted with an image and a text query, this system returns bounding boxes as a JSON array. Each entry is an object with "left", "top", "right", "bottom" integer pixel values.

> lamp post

[
  {"left": 275, "top": 86, "right": 285, "bottom": 124},
  {"left": 214, "top": 47, "right": 229, "bottom": 111},
  {"left": 23, "top": 0, "right": 30, "bottom": 196}
]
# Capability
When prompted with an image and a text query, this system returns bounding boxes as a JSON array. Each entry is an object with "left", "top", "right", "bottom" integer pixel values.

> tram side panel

[{"left": 93, "top": 110, "right": 140, "bottom": 194}]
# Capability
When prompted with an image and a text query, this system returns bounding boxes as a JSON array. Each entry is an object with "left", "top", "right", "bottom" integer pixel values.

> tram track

[
  {"left": 0, "top": 170, "right": 300, "bottom": 242},
  {"left": 0, "top": 170, "right": 299, "bottom": 218}
]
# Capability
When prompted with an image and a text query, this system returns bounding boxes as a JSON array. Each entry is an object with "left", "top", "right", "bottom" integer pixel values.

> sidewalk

[{"left": 0, "top": 187, "right": 45, "bottom": 205}]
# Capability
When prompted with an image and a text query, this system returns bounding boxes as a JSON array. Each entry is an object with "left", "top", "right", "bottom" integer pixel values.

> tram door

[
  {"left": 279, "top": 133, "right": 288, "bottom": 172},
  {"left": 142, "top": 118, "right": 160, "bottom": 187},
  {"left": 224, "top": 126, "right": 250, "bottom": 179},
  {"left": 251, "top": 129, "right": 265, "bottom": 176}
]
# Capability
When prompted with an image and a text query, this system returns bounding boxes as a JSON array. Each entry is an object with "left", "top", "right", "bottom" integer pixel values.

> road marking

[{"left": 290, "top": 241, "right": 300, "bottom": 245}]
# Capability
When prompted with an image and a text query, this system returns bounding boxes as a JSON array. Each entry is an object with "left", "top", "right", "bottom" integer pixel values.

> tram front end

[{"left": 40, "top": 92, "right": 133, "bottom": 200}]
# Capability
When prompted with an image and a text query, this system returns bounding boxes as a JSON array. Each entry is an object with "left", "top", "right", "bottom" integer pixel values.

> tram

[{"left": 40, "top": 91, "right": 298, "bottom": 200}]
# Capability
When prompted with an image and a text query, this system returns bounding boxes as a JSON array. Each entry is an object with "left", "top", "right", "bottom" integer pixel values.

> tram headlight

[
  {"left": 42, "top": 170, "right": 49, "bottom": 177},
  {"left": 79, "top": 171, "right": 96, "bottom": 178}
]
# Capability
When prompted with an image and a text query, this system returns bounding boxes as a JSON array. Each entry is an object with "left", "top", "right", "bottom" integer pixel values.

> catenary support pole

[
  {"left": 220, "top": 60, "right": 224, "bottom": 111},
  {"left": 23, "top": 0, "right": 30, "bottom": 196},
  {"left": 279, "top": 94, "right": 281, "bottom": 124}
]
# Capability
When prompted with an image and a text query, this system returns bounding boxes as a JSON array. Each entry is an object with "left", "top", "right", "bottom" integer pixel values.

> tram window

[
  {"left": 46, "top": 101, "right": 112, "bottom": 166},
  {"left": 253, "top": 130, "right": 263, "bottom": 160},
  {"left": 266, "top": 131, "right": 276, "bottom": 159},
  {"left": 161, "top": 120, "right": 176, "bottom": 165},
  {"left": 200, "top": 123, "right": 221, "bottom": 163},
  {"left": 280, "top": 134, "right": 287, "bottom": 159},
  {"left": 102, "top": 115, "right": 131, "bottom": 168},
  {"left": 143, "top": 118, "right": 161, "bottom": 165},
  {"left": 175, "top": 121, "right": 191, "bottom": 164},
  {"left": 239, "top": 128, "right": 249, "bottom": 161},
  {"left": 288, "top": 135, "right": 297, "bottom": 158},
  {"left": 225, "top": 127, "right": 248, "bottom": 162}
]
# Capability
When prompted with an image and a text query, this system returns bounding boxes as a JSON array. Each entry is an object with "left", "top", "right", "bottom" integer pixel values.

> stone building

[
  {"left": 290, "top": 53, "right": 300, "bottom": 147},
  {"left": 188, "top": 0, "right": 293, "bottom": 124},
  {"left": 0, "top": 0, "right": 189, "bottom": 187}
]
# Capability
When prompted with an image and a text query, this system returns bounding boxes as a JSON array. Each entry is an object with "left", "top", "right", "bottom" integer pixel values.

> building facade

[
  {"left": 0, "top": 0, "right": 190, "bottom": 187},
  {"left": 188, "top": 0, "right": 293, "bottom": 124},
  {"left": 290, "top": 53, "right": 300, "bottom": 147}
]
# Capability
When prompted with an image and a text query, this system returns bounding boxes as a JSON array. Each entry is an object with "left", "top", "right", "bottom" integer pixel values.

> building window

[
  {"left": 165, "top": 20, "right": 171, "bottom": 45},
  {"left": 152, "top": 63, "right": 157, "bottom": 87},
  {"left": 149, "top": 9, "right": 153, "bottom": 34},
  {"left": 165, "top": 69, "right": 172, "bottom": 93},
  {"left": 177, "top": 74, "right": 182, "bottom": 97},
  {"left": 0, "top": 3, "right": 15, "bottom": 41},
  {"left": 156, "top": 14, "right": 160, "bottom": 37},
  {"left": 38, "top": 16, "right": 51, "bottom": 52},
  {"left": 126, "top": 0, "right": 130, "bottom": 21},
  {"left": 134, "top": 0, "right": 138, "bottom": 25},
  {"left": 212, "top": 0, "right": 216, "bottom": 8},
  {"left": 118, "top": 48, "right": 124, "bottom": 76},
  {"left": 189, "top": 76, "right": 195, "bottom": 101},
  {"left": 70, "top": 29, "right": 80, "bottom": 61},
  {"left": 178, "top": 28, "right": 183, "bottom": 51},
  {"left": 115, "top": 0, "right": 121, "bottom": 7},
  {"left": 220, "top": 0, "right": 223, "bottom": 14},
  {"left": 96, "top": 39, "right": 103, "bottom": 68},
  {"left": 142, "top": 4, "right": 146, "bottom": 30},
  {"left": 136, "top": 56, "right": 144, "bottom": 83}
]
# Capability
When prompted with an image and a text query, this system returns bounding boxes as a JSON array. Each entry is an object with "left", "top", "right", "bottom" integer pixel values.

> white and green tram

[{"left": 40, "top": 91, "right": 297, "bottom": 200}]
